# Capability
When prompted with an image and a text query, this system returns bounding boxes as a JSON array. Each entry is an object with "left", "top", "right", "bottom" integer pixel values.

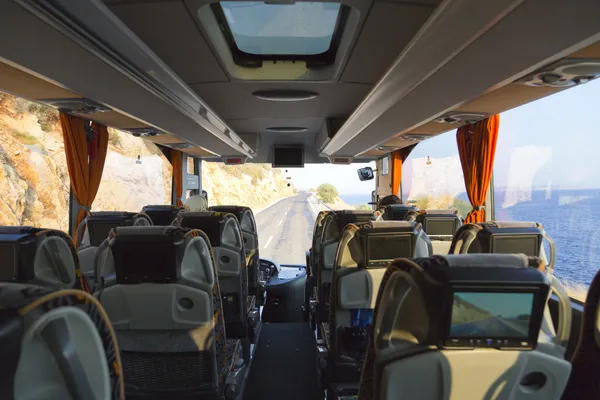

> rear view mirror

[{"left": 357, "top": 167, "right": 374, "bottom": 181}]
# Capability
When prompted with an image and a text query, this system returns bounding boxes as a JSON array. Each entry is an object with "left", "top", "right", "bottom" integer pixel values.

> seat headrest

[
  {"left": 141, "top": 205, "right": 184, "bottom": 226},
  {"left": 85, "top": 212, "right": 153, "bottom": 246},
  {"left": 0, "top": 227, "right": 78, "bottom": 289},
  {"left": 416, "top": 211, "right": 462, "bottom": 236},
  {"left": 451, "top": 221, "right": 544, "bottom": 256},
  {"left": 179, "top": 212, "right": 242, "bottom": 249},
  {"left": 110, "top": 226, "right": 187, "bottom": 284},
  {"left": 367, "top": 221, "right": 415, "bottom": 230},
  {"left": 371, "top": 255, "right": 550, "bottom": 352}
]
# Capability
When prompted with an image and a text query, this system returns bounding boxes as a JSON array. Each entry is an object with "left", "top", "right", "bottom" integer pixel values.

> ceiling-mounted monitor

[{"left": 272, "top": 145, "right": 304, "bottom": 168}]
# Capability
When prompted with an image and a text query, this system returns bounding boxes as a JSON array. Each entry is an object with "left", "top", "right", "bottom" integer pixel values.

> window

[
  {"left": 494, "top": 79, "right": 600, "bottom": 302},
  {"left": 403, "top": 132, "right": 470, "bottom": 218},
  {"left": 0, "top": 92, "right": 69, "bottom": 231},
  {"left": 212, "top": 1, "right": 347, "bottom": 66},
  {"left": 381, "top": 156, "right": 389, "bottom": 175},
  {"left": 95, "top": 129, "right": 172, "bottom": 212}
]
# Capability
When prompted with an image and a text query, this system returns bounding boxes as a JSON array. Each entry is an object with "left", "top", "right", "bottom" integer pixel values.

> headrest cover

[
  {"left": 0, "top": 227, "right": 77, "bottom": 289},
  {"left": 454, "top": 221, "right": 544, "bottom": 257},
  {"left": 86, "top": 212, "right": 138, "bottom": 247},
  {"left": 110, "top": 226, "right": 186, "bottom": 284},
  {"left": 141, "top": 205, "right": 184, "bottom": 226},
  {"left": 417, "top": 211, "right": 462, "bottom": 236}
]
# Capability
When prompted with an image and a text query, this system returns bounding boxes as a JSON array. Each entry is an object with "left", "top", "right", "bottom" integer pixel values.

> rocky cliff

[{"left": 0, "top": 93, "right": 294, "bottom": 232}]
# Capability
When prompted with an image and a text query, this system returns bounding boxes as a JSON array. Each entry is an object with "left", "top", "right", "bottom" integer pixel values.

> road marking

[
  {"left": 278, "top": 220, "right": 283, "bottom": 226},
  {"left": 264, "top": 236, "right": 273, "bottom": 249}
]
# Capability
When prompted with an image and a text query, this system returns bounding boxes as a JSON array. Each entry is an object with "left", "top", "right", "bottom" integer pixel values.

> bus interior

[{"left": 1, "top": 0, "right": 600, "bottom": 399}]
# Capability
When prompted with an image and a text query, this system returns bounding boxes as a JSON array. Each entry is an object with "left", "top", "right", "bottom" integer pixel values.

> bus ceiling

[{"left": 0, "top": 0, "right": 599, "bottom": 164}]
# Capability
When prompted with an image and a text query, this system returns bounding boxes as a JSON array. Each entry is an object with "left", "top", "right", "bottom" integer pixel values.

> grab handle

[
  {"left": 543, "top": 231, "right": 556, "bottom": 272},
  {"left": 549, "top": 275, "right": 572, "bottom": 350}
]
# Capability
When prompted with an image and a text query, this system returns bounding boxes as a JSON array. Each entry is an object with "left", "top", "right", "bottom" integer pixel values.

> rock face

[{"left": 0, "top": 94, "right": 295, "bottom": 232}]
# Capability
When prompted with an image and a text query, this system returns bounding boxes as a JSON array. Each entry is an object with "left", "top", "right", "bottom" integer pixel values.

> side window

[
  {"left": 493, "top": 79, "right": 600, "bottom": 302},
  {"left": 95, "top": 129, "right": 172, "bottom": 212},
  {"left": 403, "top": 132, "right": 470, "bottom": 219},
  {"left": 0, "top": 93, "right": 70, "bottom": 231}
]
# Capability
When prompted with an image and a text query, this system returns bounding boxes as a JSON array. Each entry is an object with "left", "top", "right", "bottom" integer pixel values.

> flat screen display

[
  {"left": 0, "top": 244, "right": 17, "bottom": 281},
  {"left": 450, "top": 291, "right": 533, "bottom": 338},
  {"left": 424, "top": 218, "right": 457, "bottom": 236},
  {"left": 492, "top": 236, "right": 539, "bottom": 256},
  {"left": 88, "top": 221, "right": 121, "bottom": 245},
  {"left": 367, "top": 235, "right": 412, "bottom": 262},
  {"left": 272, "top": 146, "right": 304, "bottom": 167},
  {"left": 145, "top": 210, "right": 177, "bottom": 226}
]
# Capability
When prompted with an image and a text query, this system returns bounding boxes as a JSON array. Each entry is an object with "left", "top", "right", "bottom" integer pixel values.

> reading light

[{"left": 253, "top": 90, "right": 318, "bottom": 102}]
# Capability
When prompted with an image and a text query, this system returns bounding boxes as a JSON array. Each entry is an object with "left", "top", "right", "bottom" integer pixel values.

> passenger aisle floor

[{"left": 243, "top": 323, "right": 321, "bottom": 400}]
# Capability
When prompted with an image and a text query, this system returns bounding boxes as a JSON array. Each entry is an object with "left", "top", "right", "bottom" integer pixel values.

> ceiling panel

[
  {"left": 190, "top": 82, "right": 372, "bottom": 119},
  {"left": 108, "top": 1, "right": 228, "bottom": 84},
  {"left": 341, "top": 1, "right": 436, "bottom": 84}
]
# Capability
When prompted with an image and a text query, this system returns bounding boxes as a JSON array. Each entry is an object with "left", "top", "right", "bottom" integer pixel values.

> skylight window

[{"left": 218, "top": 1, "right": 341, "bottom": 55}]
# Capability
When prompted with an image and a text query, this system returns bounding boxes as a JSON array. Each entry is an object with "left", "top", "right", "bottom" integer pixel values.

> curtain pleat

[
  {"left": 456, "top": 115, "right": 500, "bottom": 223},
  {"left": 171, "top": 150, "right": 183, "bottom": 206},
  {"left": 390, "top": 144, "right": 417, "bottom": 198}
]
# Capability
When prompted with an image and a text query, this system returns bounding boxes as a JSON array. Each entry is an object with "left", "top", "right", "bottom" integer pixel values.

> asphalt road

[
  {"left": 255, "top": 192, "right": 316, "bottom": 265},
  {"left": 451, "top": 317, "right": 529, "bottom": 337}
]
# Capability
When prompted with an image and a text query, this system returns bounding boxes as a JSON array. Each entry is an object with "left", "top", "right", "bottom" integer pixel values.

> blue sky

[{"left": 287, "top": 78, "right": 600, "bottom": 193}]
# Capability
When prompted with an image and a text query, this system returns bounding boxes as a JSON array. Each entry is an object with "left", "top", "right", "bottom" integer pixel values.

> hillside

[{"left": 0, "top": 93, "right": 294, "bottom": 232}]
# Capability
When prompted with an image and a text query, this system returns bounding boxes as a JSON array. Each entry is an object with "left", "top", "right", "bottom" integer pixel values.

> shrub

[
  {"left": 452, "top": 197, "right": 472, "bottom": 219},
  {"left": 108, "top": 130, "right": 122, "bottom": 147},
  {"left": 316, "top": 183, "right": 339, "bottom": 204},
  {"left": 12, "top": 129, "right": 39, "bottom": 145}
]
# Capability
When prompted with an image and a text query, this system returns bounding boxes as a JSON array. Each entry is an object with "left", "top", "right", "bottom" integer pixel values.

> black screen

[
  {"left": 181, "top": 218, "right": 221, "bottom": 247},
  {"left": 492, "top": 236, "right": 539, "bottom": 256},
  {"left": 450, "top": 291, "right": 533, "bottom": 339},
  {"left": 272, "top": 146, "right": 304, "bottom": 167},
  {"left": 88, "top": 221, "right": 121, "bottom": 246},
  {"left": 0, "top": 244, "right": 17, "bottom": 281},
  {"left": 424, "top": 218, "right": 457, "bottom": 236},
  {"left": 113, "top": 237, "right": 178, "bottom": 283},
  {"left": 367, "top": 235, "right": 412, "bottom": 262},
  {"left": 146, "top": 210, "right": 177, "bottom": 226}
]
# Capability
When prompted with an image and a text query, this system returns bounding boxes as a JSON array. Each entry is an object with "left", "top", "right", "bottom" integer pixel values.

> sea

[{"left": 340, "top": 189, "right": 600, "bottom": 287}]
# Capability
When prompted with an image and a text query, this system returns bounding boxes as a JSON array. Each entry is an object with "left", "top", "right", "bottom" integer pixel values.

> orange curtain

[
  {"left": 60, "top": 113, "right": 108, "bottom": 243},
  {"left": 456, "top": 115, "right": 500, "bottom": 223},
  {"left": 171, "top": 150, "right": 183, "bottom": 206},
  {"left": 390, "top": 145, "right": 417, "bottom": 197}
]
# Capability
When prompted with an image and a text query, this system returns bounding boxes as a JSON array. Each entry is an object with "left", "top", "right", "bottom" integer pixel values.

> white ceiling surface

[{"left": 1, "top": 0, "right": 599, "bottom": 163}]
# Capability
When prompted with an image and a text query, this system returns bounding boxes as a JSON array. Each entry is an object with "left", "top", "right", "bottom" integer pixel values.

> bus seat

[
  {"left": 0, "top": 282, "right": 124, "bottom": 400},
  {"left": 77, "top": 212, "right": 152, "bottom": 289},
  {"left": 562, "top": 269, "right": 600, "bottom": 399},
  {"left": 314, "top": 211, "right": 374, "bottom": 332},
  {"left": 140, "top": 204, "right": 184, "bottom": 226},
  {"left": 358, "top": 254, "right": 571, "bottom": 400},
  {"left": 379, "top": 204, "right": 418, "bottom": 221},
  {"left": 179, "top": 212, "right": 257, "bottom": 361},
  {"left": 322, "top": 221, "right": 431, "bottom": 399},
  {"left": 306, "top": 211, "right": 333, "bottom": 327},
  {"left": 97, "top": 226, "right": 244, "bottom": 399},
  {"left": 415, "top": 210, "right": 462, "bottom": 255},
  {"left": 210, "top": 206, "right": 262, "bottom": 301},
  {"left": 0, "top": 226, "right": 87, "bottom": 291}
]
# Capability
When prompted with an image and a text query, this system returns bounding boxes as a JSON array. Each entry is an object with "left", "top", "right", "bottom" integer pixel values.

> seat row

[
  {"left": 0, "top": 203, "right": 264, "bottom": 400},
  {"left": 306, "top": 205, "right": 574, "bottom": 399}
]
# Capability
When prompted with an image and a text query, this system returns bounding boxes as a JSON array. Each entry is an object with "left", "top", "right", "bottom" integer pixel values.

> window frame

[{"left": 211, "top": 2, "right": 350, "bottom": 68}]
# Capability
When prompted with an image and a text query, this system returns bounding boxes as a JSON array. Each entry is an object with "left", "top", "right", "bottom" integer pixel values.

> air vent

[
  {"left": 267, "top": 127, "right": 308, "bottom": 133},
  {"left": 434, "top": 112, "right": 489, "bottom": 124},
  {"left": 40, "top": 98, "right": 111, "bottom": 114},
  {"left": 125, "top": 128, "right": 159, "bottom": 137},
  {"left": 253, "top": 90, "right": 318, "bottom": 102},
  {"left": 328, "top": 156, "right": 353, "bottom": 165},
  {"left": 519, "top": 60, "right": 600, "bottom": 88}
]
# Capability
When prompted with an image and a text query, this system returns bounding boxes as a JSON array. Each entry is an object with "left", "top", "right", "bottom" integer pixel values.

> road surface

[
  {"left": 255, "top": 192, "right": 316, "bottom": 265},
  {"left": 451, "top": 317, "right": 529, "bottom": 337}
]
